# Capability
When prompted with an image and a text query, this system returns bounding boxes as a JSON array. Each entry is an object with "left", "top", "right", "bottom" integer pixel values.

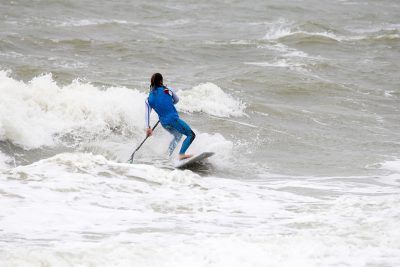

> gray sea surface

[{"left": 0, "top": 0, "right": 400, "bottom": 266}]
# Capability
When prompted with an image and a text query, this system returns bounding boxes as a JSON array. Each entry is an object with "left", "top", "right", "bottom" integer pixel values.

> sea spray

[
  {"left": 0, "top": 72, "right": 242, "bottom": 151},
  {"left": 177, "top": 82, "right": 246, "bottom": 117}
]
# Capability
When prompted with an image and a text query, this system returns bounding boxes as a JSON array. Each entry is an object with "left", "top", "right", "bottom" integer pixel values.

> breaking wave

[
  {"left": 177, "top": 82, "right": 246, "bottom": 117},
  {"left": 0, "top": 71, "right": 244, "bottom": 150}
]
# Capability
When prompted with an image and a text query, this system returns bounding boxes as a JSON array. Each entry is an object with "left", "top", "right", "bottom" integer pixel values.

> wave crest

[
  {"left": 178, "top": 83, "right": 246, "bottom": 117},
  {"left": 0, "top": 71, "right": 146, "bottom": 149}
]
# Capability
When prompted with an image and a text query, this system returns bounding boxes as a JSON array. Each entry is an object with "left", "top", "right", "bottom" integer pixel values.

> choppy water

[{"left": 1, "top": 0, "right": 399, "bottom": 266}]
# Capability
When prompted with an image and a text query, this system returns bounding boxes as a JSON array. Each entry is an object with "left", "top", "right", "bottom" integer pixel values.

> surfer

[{"left": 145, "top": 73, "right": 195, "bottom": 160}]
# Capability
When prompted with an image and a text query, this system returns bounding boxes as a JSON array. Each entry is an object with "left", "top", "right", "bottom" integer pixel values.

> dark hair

[{"left": 150, "top": 73, "right": 164, "bottom": 90}]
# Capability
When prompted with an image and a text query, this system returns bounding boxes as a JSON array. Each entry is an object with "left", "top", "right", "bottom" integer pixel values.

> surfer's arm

[
  {"left": 145, "top": 98, "right": 152, "bottom": 128},
  {"left": 168, "top": 87, "right": 179, "bottom": 104}
]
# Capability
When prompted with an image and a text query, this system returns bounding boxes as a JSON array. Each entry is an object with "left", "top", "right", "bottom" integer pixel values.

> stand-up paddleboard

[{"left": 174, "top": 152, "right": 215, "bottom": 169}]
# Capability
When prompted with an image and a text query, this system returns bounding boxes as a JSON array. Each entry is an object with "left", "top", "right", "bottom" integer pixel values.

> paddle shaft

[{"left": 128, "top": 121, "right": 160, "bottom": 163}]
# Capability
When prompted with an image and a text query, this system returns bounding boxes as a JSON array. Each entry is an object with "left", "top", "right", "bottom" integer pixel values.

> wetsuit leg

[
  {"left": 170, "top": 118, "right": 195, "bottom": 155},
  {"left": 164, "top": 125, "right": 182, "bottom": 156}
]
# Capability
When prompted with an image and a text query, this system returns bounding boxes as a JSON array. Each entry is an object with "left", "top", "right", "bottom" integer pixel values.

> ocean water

[{"left": 0, "top": 0, "right": 399, "bottom": 266}]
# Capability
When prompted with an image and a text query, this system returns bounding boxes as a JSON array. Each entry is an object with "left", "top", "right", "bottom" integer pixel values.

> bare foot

[{"left": 179, "top": 154, "right": 193, "bottom": 160}]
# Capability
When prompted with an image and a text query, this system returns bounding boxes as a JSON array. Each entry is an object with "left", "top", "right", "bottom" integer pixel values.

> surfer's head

[{"left": 150, "top": 73, "right": 163, "bottom": 90}]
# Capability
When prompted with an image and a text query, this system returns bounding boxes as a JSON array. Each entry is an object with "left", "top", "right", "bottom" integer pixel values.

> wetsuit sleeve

[
  {"left": 168, "top": 87, "right": 179, "bottom": 104},
  {"left": 145, "top": 98, "right": 152, "bottom": 128}
]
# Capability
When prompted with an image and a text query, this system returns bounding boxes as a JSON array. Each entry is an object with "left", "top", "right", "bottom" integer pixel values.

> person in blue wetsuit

[{"left": 145, "top": 73, "right": 195, "bottom": 160}]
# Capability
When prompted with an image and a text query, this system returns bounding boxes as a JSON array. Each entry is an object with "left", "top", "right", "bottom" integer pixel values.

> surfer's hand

[{"left": 146, "top": 128, "right": 153, "bottom": 137}]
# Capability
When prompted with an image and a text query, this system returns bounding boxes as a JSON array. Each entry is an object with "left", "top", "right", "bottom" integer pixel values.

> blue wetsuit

[{"left": 145, "top": 86, "right": 195, "bottom": 155}]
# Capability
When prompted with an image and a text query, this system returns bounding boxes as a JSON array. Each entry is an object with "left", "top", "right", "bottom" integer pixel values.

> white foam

[
  {"left": 230, "top": 39, "right": 256, "bottom": 45},
  {"left": 380, "top": 159, "right": 400, "bottom": 173},
  {"left": 245, "top": 60, "right": 307, "bottom": 71},
  {"left": 262, "top": 19, "right": 358, "bottom": 43},
  {"left": 265, "top": 23, "right": 400, "bottom": 43},
  {"left": 188, "top": 132, "right": 234, "bottom": 167},
  {"left": 346, "top": 23, "right": 400, "bottom": 34},
  {"left": 178, "top": 82, "right": 246, "bottom": 117},
  {"left": 255, "top": 42, "right": 325, "bottom": 73},
  {"left": 0, "top": 72, "right": 240, "bottom": 152},
  {"left": 0, "top": 71, "right": 147, "bottom": 149},
  {"left": 114, "top": 128, "right": 234, "bottom": 169},
  {"left": 59, "top": 19, "right": 128, "bottom": 27},
  {"left": 262, "top": 19, "right": 293, "bottom": 40},
  {"left": 1, "top": 155, "right": 400, "bottom": 266},
  {"left": 264, "top": 29, "right": 344, "bottom": 42}
]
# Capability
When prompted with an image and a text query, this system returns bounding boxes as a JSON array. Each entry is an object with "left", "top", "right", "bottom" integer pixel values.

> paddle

[{"left": 127, "top": 121, "right": 160, "bottom": 163}]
